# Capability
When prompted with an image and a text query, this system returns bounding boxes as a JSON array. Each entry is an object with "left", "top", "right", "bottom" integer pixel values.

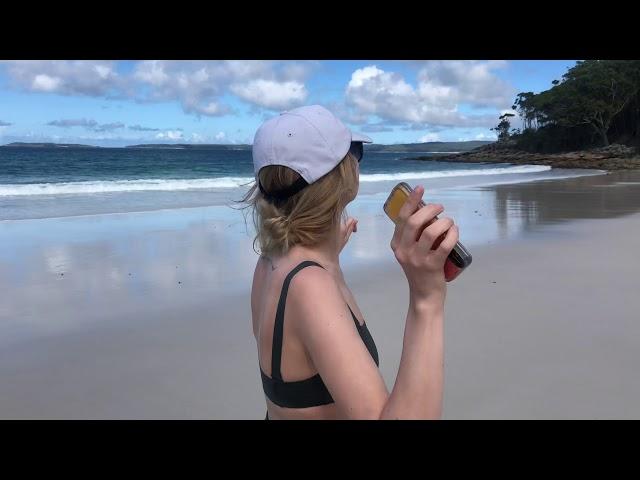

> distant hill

[
  {"left": 125, "top": 141, "right": 494, "bottom": 152},
  {"left": 126, "top": 143, "right": 252, "bottom": 150},
  {"left": 1, "top": 142, "right": 101, "bottom": 149},
  {"left": 364, "top": 141, "right": 494, "bottom": 153},
  {"left": 2, "top": 140, "right": 494, "bottom": 152}
]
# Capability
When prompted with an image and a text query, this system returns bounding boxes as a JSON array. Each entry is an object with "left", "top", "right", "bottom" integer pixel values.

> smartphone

[{"left": 383, "top": 182, "right": 472, "bottom": 282}]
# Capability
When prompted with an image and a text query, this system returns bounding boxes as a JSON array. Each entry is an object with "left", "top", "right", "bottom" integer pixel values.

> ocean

[{"left": 0, "top": 146, "right": 590, "bottom": 221}]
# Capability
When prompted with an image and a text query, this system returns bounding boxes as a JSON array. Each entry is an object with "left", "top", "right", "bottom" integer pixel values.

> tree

[
  {"left": 491, "top": 113, "right": 515, "bottom": 142},
  {"left": 512, "top": 92, "right": 536, "bottom": 130},
  {"left": 509, "top": 60, "right": 640, "bottom": 153},
  {"left": 546, "top": 60, "right": 640, "bottom": 146}
]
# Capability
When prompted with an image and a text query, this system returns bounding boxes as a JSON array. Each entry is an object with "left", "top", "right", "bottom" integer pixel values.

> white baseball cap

[{"left": 252, "top": 105, "right": 372, "bottom": 201}]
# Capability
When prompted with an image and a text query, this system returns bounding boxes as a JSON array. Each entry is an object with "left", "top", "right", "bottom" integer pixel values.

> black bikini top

[{"left": 260, "top": 260, "right": 379, "bottom": 409}]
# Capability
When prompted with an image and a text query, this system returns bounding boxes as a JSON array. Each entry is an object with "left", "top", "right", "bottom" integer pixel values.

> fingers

[
  {"left": 342, "top": 217, "right": 357, "bottom": 245},
  {"left": 401, "top": 203, "right": 444, "bottom": 245},
  {"left": 418, "top": 217, "right": 454, "bottom": 250},
  {"left": 397, "top": 185, "right": 424, "bottom": 223},
  {"left": 434, "top": 224, "right": 459, "bottom": 259}
]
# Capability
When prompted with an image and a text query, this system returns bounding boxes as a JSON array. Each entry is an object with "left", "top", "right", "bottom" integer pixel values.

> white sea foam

[
  {"left": 358, "top": 165, "right": 551, "bottom": 182},
  {"left": 0, "top": 177, "right": 254, "bottom": 196},
  {"left": 0, "top": 165, "right": 552, "bottom": 196}
]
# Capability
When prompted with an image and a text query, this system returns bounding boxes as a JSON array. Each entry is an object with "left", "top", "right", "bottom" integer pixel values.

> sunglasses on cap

[{"left": 349, "top": 141, "right": 364, "bottom": 163}]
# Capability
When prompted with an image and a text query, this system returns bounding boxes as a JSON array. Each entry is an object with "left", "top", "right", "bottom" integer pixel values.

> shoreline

[{"left": 0, "top": 165, "right": 605, "bottom": 222}]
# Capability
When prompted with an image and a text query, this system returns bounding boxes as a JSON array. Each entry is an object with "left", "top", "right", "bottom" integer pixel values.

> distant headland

[
  {"left": 1, "top": 140, "right": 494, "bottom": 152},
  {"left": 0, "top": 142, "right": 101, "bottom": 149},
  {"left": 126, "top": 143, "right": 252, "bottom": 150}
]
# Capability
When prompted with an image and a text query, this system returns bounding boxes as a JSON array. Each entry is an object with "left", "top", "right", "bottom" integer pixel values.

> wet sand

[{"left": 1, "top": 170, "right": 640, "bottom": 419}]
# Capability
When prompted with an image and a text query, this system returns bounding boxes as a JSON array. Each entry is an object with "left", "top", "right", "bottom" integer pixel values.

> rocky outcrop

[{"left": 411, "top": 143, "right": 640, "bottom": 170}]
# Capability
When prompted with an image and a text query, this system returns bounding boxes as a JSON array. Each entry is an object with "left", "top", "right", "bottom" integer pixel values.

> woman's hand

[
  {"left": 390, "top": 185, "right": 459, "bottom": 306},
  {"left": 338, "top": 216, "right": 358, "bottom": 254}
]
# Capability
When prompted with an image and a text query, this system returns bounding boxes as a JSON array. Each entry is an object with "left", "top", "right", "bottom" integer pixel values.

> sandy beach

[{"left": 1, "top": 169, "right": 640, "bottom": 419}]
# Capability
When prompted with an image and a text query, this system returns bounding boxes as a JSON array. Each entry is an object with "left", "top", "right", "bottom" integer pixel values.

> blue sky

[{"left": 0, "top": 60, "right": 577, "bottom": 147}]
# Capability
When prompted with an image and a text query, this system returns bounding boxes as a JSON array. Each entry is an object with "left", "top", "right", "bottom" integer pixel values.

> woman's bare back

[{"left": 251, "top": 254, "right": 365, "bottom": 420}]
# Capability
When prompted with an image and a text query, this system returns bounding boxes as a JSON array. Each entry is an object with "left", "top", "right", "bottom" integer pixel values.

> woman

[{"left": 242, "top": 105, "right": 459, "bottom": 420}]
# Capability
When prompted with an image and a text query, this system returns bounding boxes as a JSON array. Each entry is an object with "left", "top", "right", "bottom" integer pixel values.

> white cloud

[
  {"left": 156, "top": 130, "right": 183, "bottom": 140},
  {"left": 348, "top": 65, "right": 387, "bottom": 89},
  {"left": 455, "top": 132, "right": 498, "bottom": 141},
  {"left": 133, "top": 60, "right": 313, "bottom": 116},
  {"left": 32, "top": 74, "right": 62, "bottom": 92},
  {"left": 475, "top": 132, "right": 497, "bottom": 140},
  {"left": 418, "top": 132, "right": 440, "bottom": 142},
  {"left": 230, "top": 79, "right": 307, "bottom": 110},
  {"left": 1, "top": 60, "right": 314, "bottom": 118},
  {"left": 133, "top": 60, "right": 169, "bottom": 86},
  {"left": 215, "top": 131, "right": 226, "bottom": 141},
  {"left": 193, "top": 101, "right": 229, "bottom": 116},
  {"left": 4, "top": 61, "right": 122, "bottom": 97},
  {"left": 345, "top": 61, "right": 515, "bottom": 128},
  {"left": 417, "top": 61, "right": 512, "bottom": 108}
]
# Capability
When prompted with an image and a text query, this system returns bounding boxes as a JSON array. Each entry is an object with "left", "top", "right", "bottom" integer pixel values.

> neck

[{"left": 283, "top": 227, "right": 342, "bottom": 277}]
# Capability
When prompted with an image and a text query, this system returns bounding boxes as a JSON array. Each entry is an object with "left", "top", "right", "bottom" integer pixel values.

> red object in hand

[{"left": 432, "top": 232, "right": 463, "bottom": 282}]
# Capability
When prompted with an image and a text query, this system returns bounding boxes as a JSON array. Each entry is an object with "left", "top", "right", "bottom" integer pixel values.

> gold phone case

[{"left": 383, "top": 182, "right": 425, "bottom": 224}]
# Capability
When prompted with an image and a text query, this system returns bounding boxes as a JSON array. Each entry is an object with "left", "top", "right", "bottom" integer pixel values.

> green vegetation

[
  {"left": 495, "top": 60, "right": 640, "bottom": 153},
  {"left": 490, "top": 113, "right": 515, "bottom": 142},
  {"left": 364, "top": 141, "right": 493, "bottom": 153}
]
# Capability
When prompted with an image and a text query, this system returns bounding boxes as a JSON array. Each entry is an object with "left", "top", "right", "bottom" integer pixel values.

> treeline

[
  {"left": 494, "top": 60, "right": 640, "bottom": 153},
  {"left": 365, "top": 141, "right": 493, "bottom": 152}
]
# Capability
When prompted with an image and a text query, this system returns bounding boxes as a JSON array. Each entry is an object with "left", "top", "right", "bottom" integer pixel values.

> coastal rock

[{"left": 410, "top": 143, "right": 640, "bottom": 171}]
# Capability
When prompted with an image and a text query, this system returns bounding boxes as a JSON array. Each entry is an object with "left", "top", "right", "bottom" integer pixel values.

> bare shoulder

[
  {"left": 287, "top": 264, "right": 340, "bottom": 302},
  {"left": 285, "top": 263, "right": 388, "bottom": 418},
  {"left": 286, "top": 265, "right": 352, "bottom": 332}
]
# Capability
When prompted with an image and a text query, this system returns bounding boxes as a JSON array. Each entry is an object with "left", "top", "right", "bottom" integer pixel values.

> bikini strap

[{"left": 271, "top": 260, "right": 325, "bottom": 381}]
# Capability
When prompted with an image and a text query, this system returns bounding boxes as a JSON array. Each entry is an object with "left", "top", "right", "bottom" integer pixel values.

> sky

[{"left": 0, "top": 60, "right": 577, "bottom": 147}]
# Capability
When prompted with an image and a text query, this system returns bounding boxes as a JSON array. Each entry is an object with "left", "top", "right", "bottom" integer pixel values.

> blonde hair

[{"left": 240, "top": 153, "right": 359, "bottom": 256}]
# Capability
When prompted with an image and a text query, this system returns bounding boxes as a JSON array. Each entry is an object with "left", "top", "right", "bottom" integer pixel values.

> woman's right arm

[
  {"left": 381, "top": 185, "right": 458, "bottom": 419},
  {"left": 292, "top": 185, "right": 458, "bottom": 419}
]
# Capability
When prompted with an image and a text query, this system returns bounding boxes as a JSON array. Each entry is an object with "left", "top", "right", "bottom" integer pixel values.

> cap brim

[{"left": 352, "top": 132, "right": 373, "bottom": 143}]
